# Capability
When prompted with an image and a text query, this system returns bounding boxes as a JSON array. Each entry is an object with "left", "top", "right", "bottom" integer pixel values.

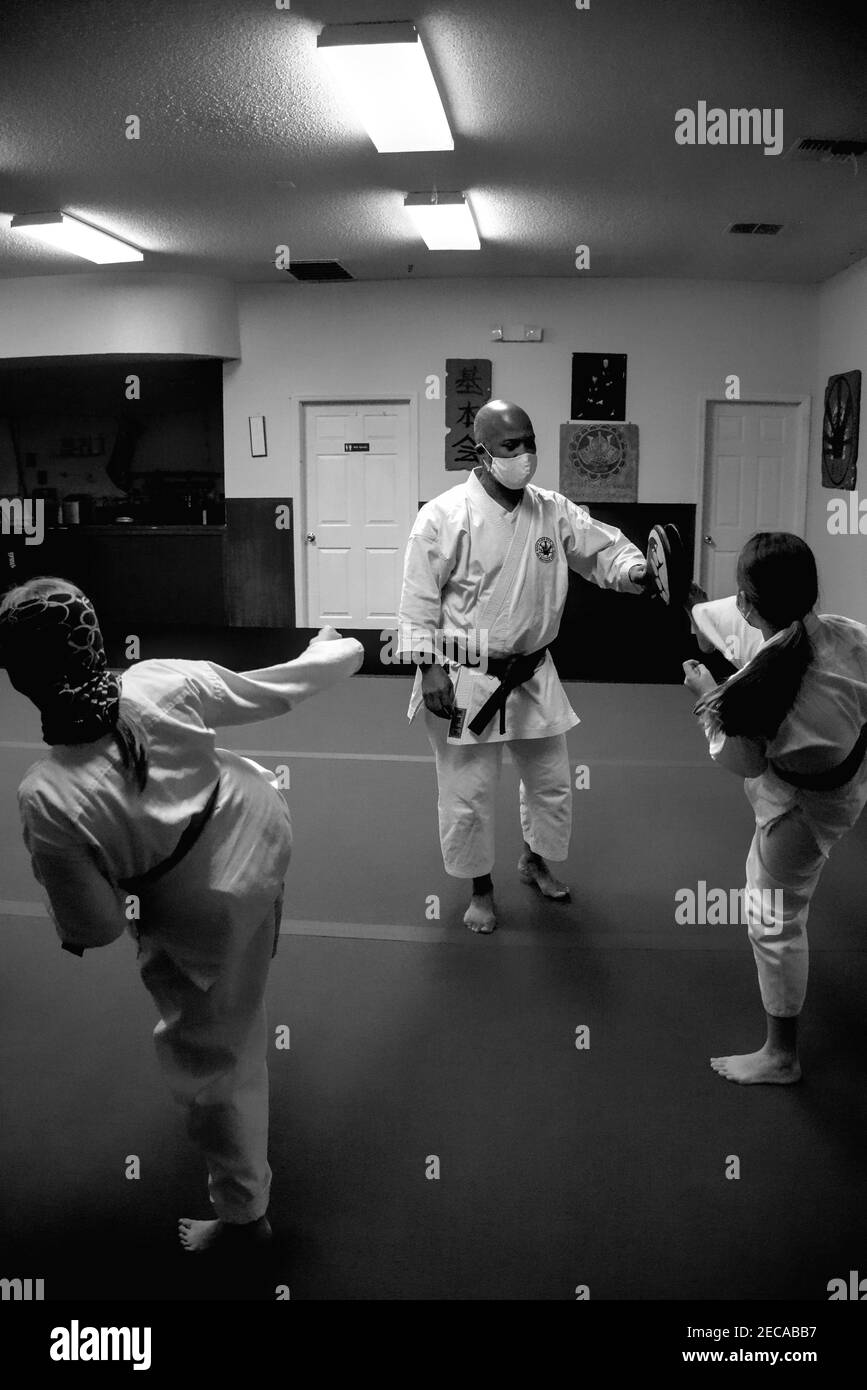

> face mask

[{"left": 484, "top": 448, "right": 537, "bottom": 489}]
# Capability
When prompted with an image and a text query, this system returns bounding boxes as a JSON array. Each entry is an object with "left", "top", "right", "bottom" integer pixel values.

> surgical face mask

[{"left": 483, "top": 447, "right": 537, "bottom": 489}]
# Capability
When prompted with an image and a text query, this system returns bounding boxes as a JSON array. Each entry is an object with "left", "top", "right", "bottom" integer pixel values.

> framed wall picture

[
  {"left": 560, "top": 421, "right": 639, "bottom": 503},
  {"left": 249, "top": 415, "right": 268, "bottom": 458},
  {"left": 821, "top": 370, "right": 860, "bottom": 490},
  {"left": 571, "top": 353, "right": 627, "bottom": 421}
]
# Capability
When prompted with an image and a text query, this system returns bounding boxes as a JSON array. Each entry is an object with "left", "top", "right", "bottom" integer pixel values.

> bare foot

[
  {"left": 710, "top": 1047, "right": 802, "bottom": 1085},
  {"left": 517, "top": 854, "right": 570, "bottom": 900},
  {"left": 179, "top": 1218, "right": 223, "bottom": 1253},
  {"left": 178, "top": 1215, "right": 272, "bottom": 1253},
  {"left": 464, "top": 892, "right": 496, "bottom": 934}
]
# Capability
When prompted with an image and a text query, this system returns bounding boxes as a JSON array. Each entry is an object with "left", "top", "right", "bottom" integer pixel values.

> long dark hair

[{"left": 696, "top": 533, "right": 818, "bottom": 741}]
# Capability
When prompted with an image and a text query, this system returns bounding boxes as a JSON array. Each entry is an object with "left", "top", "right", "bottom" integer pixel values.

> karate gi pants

[
  {"left": 425, "top": 711, "right": 572, "bottom": 877},
  {"left": 137, "top": 893, "right": 283, "bottom": 1224},
  {"left": 745, "top": 808, "right": 826, "bottom": 1018}
]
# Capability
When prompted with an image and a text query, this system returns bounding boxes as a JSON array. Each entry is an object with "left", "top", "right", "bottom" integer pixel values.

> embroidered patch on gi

[{"left": 535, "top": 536, "right": 556, "bottom": 562}]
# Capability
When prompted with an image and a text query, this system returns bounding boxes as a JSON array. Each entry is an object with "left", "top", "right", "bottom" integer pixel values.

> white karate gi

[
  {"left": 18, "top": 637, "right": 363, "bottom": 1222},
  {"left": 691, "top": 595, "right": 765, "bottom": 670},
  {"left": 694, "top": 604, "right": 867, "bottom": 1016},
  {"left": 399, "top": 469, "right": 644, "bottom": 877}
]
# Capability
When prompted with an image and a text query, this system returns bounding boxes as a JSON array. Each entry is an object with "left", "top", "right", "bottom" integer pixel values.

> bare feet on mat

[
  {"left": 517, "top": 852, "right": 570, "bottom": 900},
  {"left": 710, "top": 1047, "right": 802, "bottom": 1085},
  {"left": 178, "top": 1215, "right": 273, "bottom": 1253},
  {"left": 464, "top": 892, "right": 497, "bottom": 934}
]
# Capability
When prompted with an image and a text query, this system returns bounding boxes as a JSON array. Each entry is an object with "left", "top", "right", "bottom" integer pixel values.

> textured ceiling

[{"left": 1, "top": 0, "right": 866, "bottom": 284}]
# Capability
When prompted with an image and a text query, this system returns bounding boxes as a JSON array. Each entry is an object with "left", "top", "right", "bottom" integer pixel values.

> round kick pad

[{"left": 646, "top": 523, "right": 688, "bottom": 607}]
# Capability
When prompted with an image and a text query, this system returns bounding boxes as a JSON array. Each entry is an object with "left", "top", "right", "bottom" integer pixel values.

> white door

[
  {"left": 303, "top": 401, "right": 414, "bottom": 627},
  {"left": 700, "top": 402, "right": 806, "bottom": 597}
]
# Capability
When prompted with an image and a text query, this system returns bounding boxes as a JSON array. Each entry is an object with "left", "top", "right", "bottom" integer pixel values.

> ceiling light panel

[
  {"left": 404, "top": 192, "right": 480, "bottom": 250},
  {"left": 317, "top": 21, "right": 453, "bottom": 153},
  {"left": 10, "top": 211, "right": 143, "bottom": 263}
]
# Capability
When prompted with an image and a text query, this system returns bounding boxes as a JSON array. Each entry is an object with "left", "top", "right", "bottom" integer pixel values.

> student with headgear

[
  {"left": 0, "top": 576, "right": 363, "bottom": 1252},
  {"left": 683, "top": 534, "right": 867, "bottom": 1084},
  {"left": 398, "top": 399, "right": 656, "bottom": 935}
]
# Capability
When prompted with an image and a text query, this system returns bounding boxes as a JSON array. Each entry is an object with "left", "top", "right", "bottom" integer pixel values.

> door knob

[
  {"left": 306, "top": 533, "right": 316, "bottom": 543},
  {"left": 703, "top": 534, "right": 716, "bottom": 546}
]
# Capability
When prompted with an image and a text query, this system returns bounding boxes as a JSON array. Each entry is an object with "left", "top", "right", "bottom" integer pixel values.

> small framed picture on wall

[
  {"left": 571, "top": 353, "right": 627, "bottom": 421},
  {"left": 249, "top": 416, "right": 268, "bottom": 458}
]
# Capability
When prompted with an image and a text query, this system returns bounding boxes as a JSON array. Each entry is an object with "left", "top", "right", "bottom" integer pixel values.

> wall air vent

[
  {"left": 728, "top": 223, "right": 782, "bottom": 235},
  {"left": 284, "top": 261, "right": 354, "bottom": 281},
  {"left": 787, "top": 137, "right": 867, "bottom": 164}
]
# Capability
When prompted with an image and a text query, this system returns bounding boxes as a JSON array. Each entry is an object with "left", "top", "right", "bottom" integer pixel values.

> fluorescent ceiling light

[
  {"left": 404, "top": 192, "right": 480, "bottom": 250},
  {"left": 9, "top": 211, "right": 143, "bottom": 263},
  {"left": 318, "top": 21, "right": 453, "bottom": 153}
]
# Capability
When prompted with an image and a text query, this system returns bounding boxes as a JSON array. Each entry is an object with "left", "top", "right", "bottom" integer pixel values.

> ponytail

[
  {"left": 696, "top": 618, "right": 812, "bottom": 741},
  {"left": 114, "top": 700, "right": 149, "bottom": 792}
]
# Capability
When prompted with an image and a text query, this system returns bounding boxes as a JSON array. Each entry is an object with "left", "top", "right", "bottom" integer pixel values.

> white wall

[
  {"left": 6, "top": 267, "right": 851, "bottom": 614},
  {"left": 223, "top": 277, "right": 816, "bottom": 503},
  {"left": 0, "top": 271, "right": 240, "bottom": 359},
  {"left": 807, "top": 257, "right": 867, "bottom": 620},
  {"left": 0, "top": 269, "right": 819, "bottom": 506}
]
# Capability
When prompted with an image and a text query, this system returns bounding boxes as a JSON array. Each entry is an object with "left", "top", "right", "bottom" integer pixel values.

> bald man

[{"left": 398, "top": 400, "right": 654, "bottom": 933}]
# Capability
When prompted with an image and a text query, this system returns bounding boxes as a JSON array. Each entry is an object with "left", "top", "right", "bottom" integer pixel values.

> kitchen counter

[{"left": 46, "top": 524, "right": 227, "bottom": 534}]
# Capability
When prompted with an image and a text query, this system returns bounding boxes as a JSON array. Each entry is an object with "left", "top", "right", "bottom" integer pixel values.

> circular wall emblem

[
  {"left": 570, "top": 425, "right": 626, "bottom": 480},
  {"left": 535, "top": 536, "right": 555, "bottom": 562}
]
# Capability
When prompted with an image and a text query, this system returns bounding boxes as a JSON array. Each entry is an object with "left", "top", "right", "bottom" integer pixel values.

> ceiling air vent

[
  {"left": 787, "top": 138, "right": 867, "bottom": 164},
  {"left": 284, "top": 261, "right": 354, "bottom": 281},
  {"left": 728, "top": 223, "right": 782, "bottom": 235}
]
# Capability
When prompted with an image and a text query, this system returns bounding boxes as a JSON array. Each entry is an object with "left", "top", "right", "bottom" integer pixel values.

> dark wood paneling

[
  {"left": 10, "top": 528, "right": 225, "bottom": 631},
  {"left": 550, "top": 504, "right": 697, "bottom": 681},
  {"left": 224, "top": 498, "right": 295, "bottom": 628},
  {"left": 4, "top": 503, "right": 698, "bottom": 679}
]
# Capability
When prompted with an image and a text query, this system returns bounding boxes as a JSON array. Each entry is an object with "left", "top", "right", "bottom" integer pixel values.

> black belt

[
  {"left": 772, "top": 722, "right": 867, "bottom": 792},
  {"left": 119, "top": 778, "right": 221, "bottom": 891},
  {"left": 466, "top": 647, "right": 549, "bottom": 737},
  {"left": 62, "top": 779, "right": 222, "bottom": 958}
]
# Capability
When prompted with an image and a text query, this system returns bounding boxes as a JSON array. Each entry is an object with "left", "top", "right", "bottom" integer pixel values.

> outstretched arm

[{"left": 560, "top": 500, "right": 649, "bottom": 593}]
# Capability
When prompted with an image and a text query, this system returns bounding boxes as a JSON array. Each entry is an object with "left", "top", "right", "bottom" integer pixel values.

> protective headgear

[{"left": 0, "top": 580, "right": 121, "bottom": 745}]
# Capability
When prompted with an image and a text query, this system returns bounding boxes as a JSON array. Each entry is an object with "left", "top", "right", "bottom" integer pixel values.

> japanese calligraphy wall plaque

[
  {"left": 559, "top": 422, "right": 639, "bottom": 503},
  {"left": 445, "top": 359, "right": 492, "bottom": 471}
]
